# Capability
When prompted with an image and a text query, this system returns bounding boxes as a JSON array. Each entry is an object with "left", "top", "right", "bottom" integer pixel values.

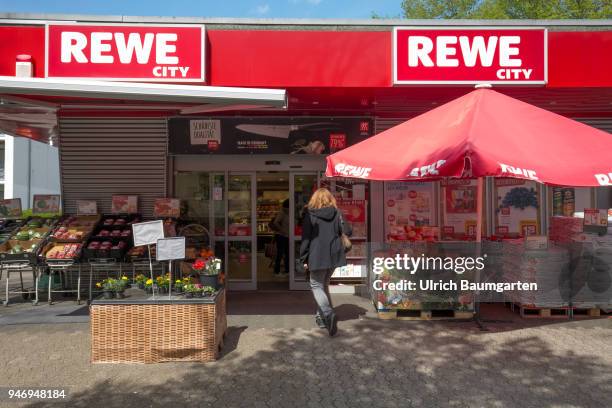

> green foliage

[{"left": 400, "top": 0, "right": 612, "bottom": 19}]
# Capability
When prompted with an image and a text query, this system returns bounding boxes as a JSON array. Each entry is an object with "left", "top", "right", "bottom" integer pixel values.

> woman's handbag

[
  {"left": 341, "top": 233, "right": 352, "bottom": 253},
  {"left": 338, "top": 213, "right": 352, "bottom": 253}
]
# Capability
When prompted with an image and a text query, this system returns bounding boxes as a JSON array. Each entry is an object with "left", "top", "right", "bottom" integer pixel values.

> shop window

[
  {"left": 494, "top": 179, "right": 541, "bottom": 237},
  {"left": 174, "top": 171, "right": 211, "bottom": 230}
]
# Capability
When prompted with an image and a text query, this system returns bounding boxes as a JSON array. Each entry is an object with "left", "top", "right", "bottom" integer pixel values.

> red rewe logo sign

[
  {"left": 393, "top": 28, "right": 546, "bottom": 85},
  {"left": 46, "top": 23, "right": 205, "bottom": 82}
]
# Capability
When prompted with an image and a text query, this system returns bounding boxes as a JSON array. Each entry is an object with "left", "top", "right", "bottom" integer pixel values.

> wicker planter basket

[{"left": 90, "top": 289, "right": 226, "bottom": 363}]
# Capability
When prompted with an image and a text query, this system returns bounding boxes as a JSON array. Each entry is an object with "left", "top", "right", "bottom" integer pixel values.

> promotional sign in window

[
  {"left": 111, "top": 195, "right": 138, "bottom": 214},
  {"left": 168, "top": 117, "right": 372, "bottom": 155},
  {"left": 153, "top": 198, "right": 181, "bottom": 218},
  {"left": 494, "top": 179, "right": 540, "bottom": 236},
  {"left": 76, "top": 200, "right": 98, "bottom": 215},
  {"left": 46, "top": 23, "right": 205, "bottom": 81},
  {"left": 441, "top": 179, "right": 477, "bottom": 239},
  {"left": 32, "top": 194, "right": 61, "bottom": 214},
  {"left": 393, "top": 28, "right": 546, "bottom": 84},
  {"left": 384, "top": 181, "right": 436, "bottom": 241},
  {"left": 0, "top": 199, "right": 22, "bottom": 218}
]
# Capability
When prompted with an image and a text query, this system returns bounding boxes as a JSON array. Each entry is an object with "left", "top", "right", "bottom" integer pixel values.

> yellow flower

[
  {"left": 146, "top": 279, "right": 153, "bottom": 285},
  {"left": 175, "top": 280, "right": 181, "bottom": 284},
  {"left": 96, "top": 283, "right": 102, "bottom": 288},
  {"left": 121, "top": 276, "right": 128, "bottom": 281}
]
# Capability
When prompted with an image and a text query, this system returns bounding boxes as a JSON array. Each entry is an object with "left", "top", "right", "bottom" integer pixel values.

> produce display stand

[
  {"left": 90, "top": 287, "right": 227, "bottom": 364},
  {"left": 1, "top": 261, "right": 39, "bottom": 306}
]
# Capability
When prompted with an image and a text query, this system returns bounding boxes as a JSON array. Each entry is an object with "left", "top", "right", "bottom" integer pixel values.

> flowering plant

[
  {"left": 156, "top": 274, "right": 170, "bottom": 289},
  {"left": 193, "top": 257, "right": 221, "bottom": 276},
  {"left": 144, "top": 278, "right": 154, "bottom": 289},
  {"left": 96, "top": 278, "right": 119, "bottom": 292},
  {"left": 134, "top": 274, "right": 147, "bottom": 285},
  {"left": 116, "top": 276, "right": 129, "bottom": 291},
  {"left": 184, "top": 283, "right": 202, "bottom": 293}
]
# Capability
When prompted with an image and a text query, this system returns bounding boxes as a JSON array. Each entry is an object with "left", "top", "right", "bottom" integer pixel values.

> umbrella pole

[{"left": 474, "top": 177, "right": 487, "bottom": 330}]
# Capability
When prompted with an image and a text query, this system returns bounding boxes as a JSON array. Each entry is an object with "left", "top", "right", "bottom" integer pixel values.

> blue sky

[{"left": 0, "top": 0, "right": 403, "bottom": 19}]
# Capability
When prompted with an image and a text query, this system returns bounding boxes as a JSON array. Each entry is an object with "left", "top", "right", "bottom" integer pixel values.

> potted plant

[
  {"left": 183, "top": 283, "right": 201, "bottom": 299},
  {"left": 193, "top": 257, "right": 221, "bottom": 289},
  {"left": 116, "top": 276, "right": 129, "bottom": 298},
  {"left": 144, "top": 278, "right": 154, "bottom": 294},
  {"left": 174, "top": 279, "right": 185, "bottom": 293},
  {"left": 96, "top": 278, "right": 118, "bottom": 299},
  {"left": 202, "top": 285, "right": 216, "bottom": 297},
  {"left": 156, "top": 275, "right": 170, "bottom": 294},
  {"left": 134, "top": 274, "right": 147, "bottom": 289}
]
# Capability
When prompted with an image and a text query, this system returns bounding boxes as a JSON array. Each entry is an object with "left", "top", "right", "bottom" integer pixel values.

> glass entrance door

[
  {"left": 289, "top": 172, "right": 320, "bottom": 290},
  {"left": 226, "top": 173, "right": 257, "bottom": 290}
]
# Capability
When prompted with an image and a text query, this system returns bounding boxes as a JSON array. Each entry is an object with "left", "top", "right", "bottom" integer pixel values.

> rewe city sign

[
  {"left": 45, "top": 23, "right": 205, "bottom": 82},
  {"left": 393, "top": 27, "right": 547, "bottom": 85}
]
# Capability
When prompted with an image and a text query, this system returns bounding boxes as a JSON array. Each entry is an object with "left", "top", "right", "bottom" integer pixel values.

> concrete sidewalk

[{"left": 0, "top": 290, "right": 610, "bottom": 408}]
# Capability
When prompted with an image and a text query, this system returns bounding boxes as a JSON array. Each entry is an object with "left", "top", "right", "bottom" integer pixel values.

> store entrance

[{"left": 256, "top": 172, "right": 290, "bottom": 290}]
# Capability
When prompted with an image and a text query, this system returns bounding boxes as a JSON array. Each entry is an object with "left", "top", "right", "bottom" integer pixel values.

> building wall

[{"left": 2, "top": 134, "right": 61, "bottom": 208}]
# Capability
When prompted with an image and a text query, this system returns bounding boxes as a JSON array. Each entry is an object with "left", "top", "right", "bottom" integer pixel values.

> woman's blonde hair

[{"left": 307, "top": 188, "right": 337, "bottom": 209}]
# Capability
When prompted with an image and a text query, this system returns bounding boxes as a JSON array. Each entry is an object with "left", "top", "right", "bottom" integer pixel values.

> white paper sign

[
  {"left": 132, "top": 220, "right": 165, "bottom": 247},
  {"left": 156, "top": 237, "right": 186, "bottom": 261},
  {"left": 190, "top": 119, "right": 221, "bottom": 145},
  {"left": 213, "top": 186, "right": 223, "bottom": 201}
]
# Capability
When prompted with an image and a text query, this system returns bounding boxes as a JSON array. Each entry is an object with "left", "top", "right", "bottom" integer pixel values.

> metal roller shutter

[
  {"left": 58, "top": 117, "right": 168, "bottom": 217},
  {"left": 374, "top": 117, "right": 405, "bottom": 134},
  {"left": 375, "top": 117, "right": 612, "bottom": 135},
  {"left": 575, "top": 118, "right": 612, "bottom": 134}
]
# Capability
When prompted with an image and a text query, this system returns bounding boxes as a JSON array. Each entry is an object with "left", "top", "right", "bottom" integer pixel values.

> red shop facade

[{"left": 0, "top": 15, "right": 610, "bottom": 291}]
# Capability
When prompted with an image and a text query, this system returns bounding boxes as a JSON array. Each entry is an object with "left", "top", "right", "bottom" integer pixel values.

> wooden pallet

[
  {"left": 508, "top": 303, "right": 600, "bottom": 319},
  {"left": 377, "top": 309, "right": 474, "bottom": 321}
]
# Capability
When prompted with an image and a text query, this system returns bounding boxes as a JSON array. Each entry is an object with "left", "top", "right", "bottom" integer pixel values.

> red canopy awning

[{"left": 326, "top": 88, "right": 612, "bottom": 187}]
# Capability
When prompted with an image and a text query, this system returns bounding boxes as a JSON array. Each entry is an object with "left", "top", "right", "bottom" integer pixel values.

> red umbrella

[{"left": 326, "top": 88, "right": 612, "bottom": 187}]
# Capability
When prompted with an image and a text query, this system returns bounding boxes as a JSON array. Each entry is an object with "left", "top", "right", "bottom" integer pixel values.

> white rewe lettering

[
  {"left": 61, "top": 32, "right": 88, "bottom": 63},
  {"left": 408, "top": 36, "right": 434, "bottom": 67},
  {"left": 156, "top": 33, "right": 178, "bottom": 64},
  {"left": 459, "top": 36, "right": 497, "bottom": 67},
  {"left": 500, "top": 163, "right": 538, "bottom": 180},
  {"left": 595, "top": 173, "right": 612, "bottom": 186},
  {"left": 334, "top": 163, "right": 372, "bottom": 179},
  {"left": 407, "top": 35, "right": 525, "bottom": 69},
  {"left": 436, "top": 36, "right": 459, "bottom": 67},
  {"left": 115, "top": 32, "right": 154, "bottom": 64},
  {"left": 59, "top": 31, "right": 180, "bottom": 65},
  {"left": 409, "top": 159, "right": 446, "bottom": 177},
  {"left": 90, "top": 32, "right": 114, "bottom": 63},
  {"left": 498, "top": 36, "right": 522, "bottom": 67}
]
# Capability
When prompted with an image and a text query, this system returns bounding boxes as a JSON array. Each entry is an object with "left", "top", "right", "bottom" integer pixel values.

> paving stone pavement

[{"left": 0, "top": 297, "right": 610, "bottom": 408}]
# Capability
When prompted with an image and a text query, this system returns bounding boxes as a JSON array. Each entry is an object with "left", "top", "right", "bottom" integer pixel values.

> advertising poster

[
  {"left": 76, "top": 200, "right": 98, "bottom": 215},
  {"left": 495, "top": 179, "right": 539, "bottom": 236},
  {"left": 384, "top": 182, "right": 435, "bottom": 241},
  {"left": 154, "top": 198, "right": 181, "bottom": 218},
  {"left": 0, "top": 198, "right": 22, "bottom": 218},
  {"left": 168, "top": 117, "right": 372, "bottom": 155},
  {"left": 32, "top": 194, "right": 61, "bottom": 214},
  {"left": 337, "top": 199, "right": 367, "bottom": 238},
  {"left": 441, "top": 179, "right": 477, "bottom": 238},
  {"left": 111, "top": 195, "right": 138, "bottom": 214}
]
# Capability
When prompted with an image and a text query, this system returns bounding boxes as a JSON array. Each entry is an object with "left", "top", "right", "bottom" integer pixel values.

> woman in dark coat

[{"left": 299, "top": 187, "right": 349, "bottom": 336}]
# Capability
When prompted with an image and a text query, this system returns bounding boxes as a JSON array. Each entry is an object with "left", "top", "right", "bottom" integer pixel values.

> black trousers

[{"left": 274, "top": 234, "right": 289, "bottom": 274}]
